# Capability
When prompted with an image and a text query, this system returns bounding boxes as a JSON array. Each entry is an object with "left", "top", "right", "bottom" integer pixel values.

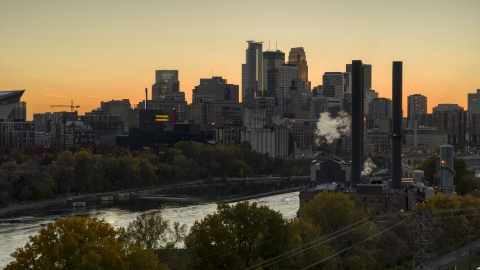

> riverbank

[{"left": 0, "top": 180, "right": 206, "bottom": 218}]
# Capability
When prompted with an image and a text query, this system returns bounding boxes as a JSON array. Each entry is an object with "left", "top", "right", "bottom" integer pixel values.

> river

[{"left": 0, "top": 184, "right": 301, "bottom": 268}]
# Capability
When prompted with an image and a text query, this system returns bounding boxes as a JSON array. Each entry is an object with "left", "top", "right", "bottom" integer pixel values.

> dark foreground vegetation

[
  {"left": 6, "top": 191, "right": 480, "bottom": 269},
  {"left": 0, "top": 141, "right": 311, "bottom": 207}
]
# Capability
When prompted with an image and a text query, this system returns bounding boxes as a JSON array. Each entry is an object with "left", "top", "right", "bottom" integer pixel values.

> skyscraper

[
  {"left": 432, "top": 104, "right": 464, "bottom": 144},
  {"left": 364, "top": 89, "right": 379, "bottom": 116},
  {"left": 370, "top": 97, "right": 392, "bottom": 119},
  {"left": 322, "top": 72, "right": 345, "bottom": 101},
  {"left": 278, "top": 64, "right": 298, "bottom": 117},
  {"left": 262, "top": 50, "right": 285, "bottom": 98},
  {"left": 468, "top": 89, "right": 480, "bottom": 113},
  {"left": 287, "top": 47, "right": 310, "bottom": 92},
  {"left": 192, "top": 76, "right": 241, "bottom": 127},
  {"left": 346, "top": 63, "right": 372, "bottom": 90},
  {"left": 100, "top": 99, "right": 131, "bottom": 133},
  {"left": 242, "top": 41, "right": 263, "bottom": 108},
  {"left": 407, "top": 94, "right": 427, "bottom": 128},
  {"left": 152, "top": 70, "right": 180, "bottom": 100}
]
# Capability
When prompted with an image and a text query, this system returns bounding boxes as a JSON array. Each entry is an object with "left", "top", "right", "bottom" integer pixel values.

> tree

[
  {"left": 117, "top": 211, "right": 185, "bottom": 268},
  {"left": 185, "top": 201, "right": 294, "bottom": 270},
  {"left": 414, "top": 154, "right": 437, "bottom": 182},
  {"left": 453, "top": 157, "right": 479, "bottom": 195},
  {"left": 6, "top": 216, "right": 162, "bottom": 270},
  {"left": 298, "top": 190, "right": 380, "bottom": 269},
  {"left": 0, "top": 161, "right": 19, "bottom": 202},
  {"left": 73, "top": 149, "right": 99, "bottom": 192}
]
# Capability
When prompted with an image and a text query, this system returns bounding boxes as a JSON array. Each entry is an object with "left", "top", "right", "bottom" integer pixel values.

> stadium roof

[{"left": 0, "top": 90, "right": 25, "bottom": 119}]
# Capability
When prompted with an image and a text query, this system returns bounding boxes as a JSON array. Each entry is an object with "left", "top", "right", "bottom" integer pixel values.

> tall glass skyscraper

[
  {"left": 152, "top": 70, "right": 179, "bottom": 100},
  {"left": 322, "top": 72, "right": 345, "bottom": 101},
  {"left": 262, "top": 50, "right": 285, "bottom": 99},
  {"left": 242, "top": 41, "right": 263, "bottom": 108}
]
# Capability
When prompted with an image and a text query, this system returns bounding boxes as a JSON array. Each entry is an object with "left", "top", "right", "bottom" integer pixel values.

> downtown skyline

[{"left": 1, "top": 0, "right": 480, "bottom": 120}]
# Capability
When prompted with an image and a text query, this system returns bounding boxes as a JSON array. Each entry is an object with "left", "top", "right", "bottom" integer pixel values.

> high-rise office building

[
  {"left": 468, "top": 89, "right": 480, "bottom": 113},
  {"left": 288, "top": 47, "right": 310, "bottom": 92},
  {"left": 365, "top": 89, "right": 379, "bottom": 116},
  {"left": 407, "top": 94, "right": 427, "bottom": 128},
  {"left": 346, "top": 63, "right": 372, "bottom": 90},
  {"left": 262, "top": 50, "right": 285, "bottom": 98},
  {"left": 33, "top": 112, "right": 53, "bottom": 133},
  {"left": 322, "top": 72, "right": 344, "bottom": 101},
  {"left": 242, "top": 41, "right": 263, "bottom": 108},
  {"left": 370, "top": 97, "right": 392, "bottom": 130},
  {"left": 192, "top": 76, "right": 242, "bottom": 127},
  {"left": 278, "top": 64, "right": 298, "bottom": 117},
  {"left": 370, "top": 98, "right": 392, "bottom": 119},
  {"left": 432, "top": 104, "right": 465, "bottom": 145},
  {"left": 101, "top": 99, "right": 131, "bottom": 133},
  {"left": 152, "top": 70, "right": 180, "bottom": 100}
]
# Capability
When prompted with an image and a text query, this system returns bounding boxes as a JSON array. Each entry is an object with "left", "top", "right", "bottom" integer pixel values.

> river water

[{"left": 0, "top": 184, "right": 300, "bottom": 268}]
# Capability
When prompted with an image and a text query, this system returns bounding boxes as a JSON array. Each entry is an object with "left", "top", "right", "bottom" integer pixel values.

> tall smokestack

[
  {"left": 392, "top": 61, "right": 403, "bottom": 190},
  {"left": 351, "top": 60, "right": 364, "bottom": 189}
]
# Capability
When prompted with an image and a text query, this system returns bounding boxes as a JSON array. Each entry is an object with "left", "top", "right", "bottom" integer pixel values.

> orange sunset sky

[{"left": 1, "top": 1, "right": 479, "bottom": 120}]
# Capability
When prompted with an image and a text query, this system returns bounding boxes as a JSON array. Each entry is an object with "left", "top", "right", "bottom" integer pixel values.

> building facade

[
  {"left": 322, "top": 72, "right": 344, "bottom": 101},
  {"left": 8, "top": 101, "right": 26, "bottom": 121},
  {"left": 100, "top": 99, "right": 131, "bottom": 133},
  {"left": 191, "top": 76, "right": 242, "bottom": 128},
  {"left": 242, "top": 41, "right": 263, "bottom": 108},
  {"left": 262, "top": 50, "right": 285, "bottom": 98},
  {"left": 407, "top": 94, "right": 427, "bottom": 128},
  {"left": 152, "top": 70, "right": 180, "bottom": 100},
  {"left": 432, "top": 104, "right": 465, "bottom": 145},
  {"left": 0, "top": 120, "right": 35, "bottom": 149},
  {"left": 468, "top": 89, "right": 480, "bottom": 113},
  {"left": 278, "top": 64, "right": 298, "bottom": 117},
  {"left": 288, "top": 47, "right": 310, "bottom": 92}
]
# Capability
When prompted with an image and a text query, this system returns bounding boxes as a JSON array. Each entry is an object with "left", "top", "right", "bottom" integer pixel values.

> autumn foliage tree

[
  {"left": 6, "top": 216, "right": 162, "bottom": 270},
  {"left": 185, "top": 201, "right": 294, "bottom": 270},
  {"left": 117, "top": 211, "right": 185, "bottom": 269}
]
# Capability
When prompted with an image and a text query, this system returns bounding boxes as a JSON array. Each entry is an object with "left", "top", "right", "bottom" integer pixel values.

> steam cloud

[
  {"left": 315, "top": 111, "right": 351, "bottom": 145},
  {"left": 361, "top": 157, "right": 376, "bottom": 176}
]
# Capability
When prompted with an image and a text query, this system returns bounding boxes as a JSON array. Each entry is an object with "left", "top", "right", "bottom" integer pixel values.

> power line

[{"left": 300, "top": 220, "right": 406, "bottom": 270}]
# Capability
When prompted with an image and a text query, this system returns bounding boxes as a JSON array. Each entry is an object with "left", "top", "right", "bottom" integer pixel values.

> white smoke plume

[
  {"left": 315, "top": 111, "right": 351, "bottom": 145},
  {"left": 361, "top": 157, "right": 377, "bottom": 176}
]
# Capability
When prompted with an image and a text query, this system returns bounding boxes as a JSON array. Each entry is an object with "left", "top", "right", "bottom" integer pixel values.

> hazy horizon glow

[{"left": 1, "top": 1, "right": 479, "bottom": 120}]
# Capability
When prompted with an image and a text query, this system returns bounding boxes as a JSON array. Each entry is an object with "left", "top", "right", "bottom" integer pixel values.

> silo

[{"left": 440, "top": 144, "right": 454, "bottom": 194}]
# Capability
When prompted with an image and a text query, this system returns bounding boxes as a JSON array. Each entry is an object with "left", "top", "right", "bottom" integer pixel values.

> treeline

[{"left": 0, "top": 141, "right": 311, "bottom": 206}]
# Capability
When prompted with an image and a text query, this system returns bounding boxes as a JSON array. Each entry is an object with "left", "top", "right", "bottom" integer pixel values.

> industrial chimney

[
  {"left": 391, "top": 61, "right": 403, "bottom": 190},
  {"left": 350, "top": 60, "right": 364, "bottom": 189}
]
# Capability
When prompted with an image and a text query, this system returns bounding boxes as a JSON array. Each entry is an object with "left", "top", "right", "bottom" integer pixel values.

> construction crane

[{"left": 51, "top": 100, "right": 80, "bottom": 112}]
